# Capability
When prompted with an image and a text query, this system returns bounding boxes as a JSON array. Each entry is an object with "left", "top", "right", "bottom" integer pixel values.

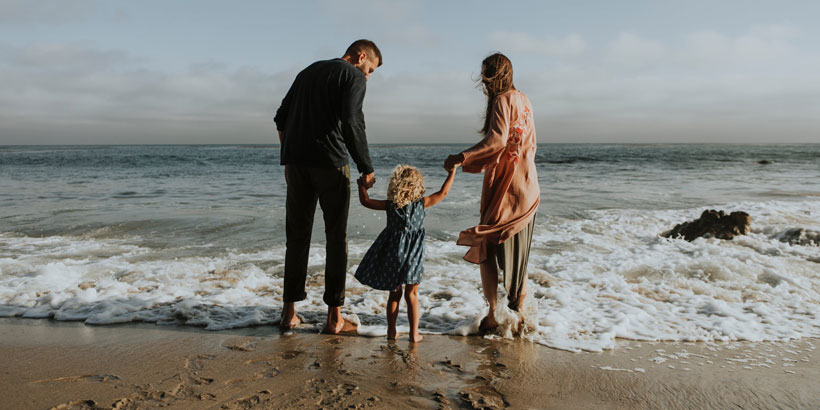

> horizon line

[{"left": 2, "top": 142, "right": 820, "bottom": 147}]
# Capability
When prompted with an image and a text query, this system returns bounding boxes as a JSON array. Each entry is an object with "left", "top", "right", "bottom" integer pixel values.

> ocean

[{"left": 1, "top": 144, "right": 819, "bottom": 352}]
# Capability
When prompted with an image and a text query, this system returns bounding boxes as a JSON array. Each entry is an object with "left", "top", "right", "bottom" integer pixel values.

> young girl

[{"left": 355, "top": 164, "right": 457, "bottom": 342}]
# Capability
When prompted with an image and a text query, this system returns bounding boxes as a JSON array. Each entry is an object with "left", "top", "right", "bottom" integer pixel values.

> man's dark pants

[{"left": 284, "top": 164, "right": 350, "bottom": 306}]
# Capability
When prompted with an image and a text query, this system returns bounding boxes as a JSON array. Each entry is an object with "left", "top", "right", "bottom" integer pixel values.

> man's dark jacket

[{"left": 275, "top": 58, "right": 374, "bottom": 174}]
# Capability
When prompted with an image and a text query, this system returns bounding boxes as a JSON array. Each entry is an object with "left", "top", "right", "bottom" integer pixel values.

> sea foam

[{"left": 1, "top": 199, "right": 819, "bottom": 352}]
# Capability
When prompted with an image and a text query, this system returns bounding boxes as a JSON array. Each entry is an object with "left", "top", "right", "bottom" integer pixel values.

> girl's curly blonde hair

[{"left": 387, "top": 165, "right": 425, "bottom": 208}]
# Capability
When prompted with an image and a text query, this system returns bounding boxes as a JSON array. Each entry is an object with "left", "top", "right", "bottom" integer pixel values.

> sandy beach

[{"left": 1, "top": 318, "right": 816, "bottom": 409}]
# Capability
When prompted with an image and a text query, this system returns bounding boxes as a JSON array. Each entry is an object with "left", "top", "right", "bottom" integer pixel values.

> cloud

[
  {"left": 606, "top": 32, "right": 665, "bottom": 68},
  {"left": 681, "top": 25, "right": 800, "bottom": 69},
  {"left": 0, "top": 42, "right": 474, "bottom": 144},
  {"left": 489, "top": 31, "right": 586, "bottom": 56},
  {"left": 382, "top": 25, "right": 440, "bottom": 48},
  {"left": 1, "top": 23, "right": 819, "bottom": 144},
  {"left": 0, "top": 43, "right": 293, "bottom": 144},
  {"left": 511, "top": 24, "right": 820, "bottom": 142},
  {"left": 0, "top": 43, "right": 138, "bottom": 70},
  {"left": 0, "top": 0, "right": 98, "bottom": 25},
  {"left": 318, "top": 0, "right": 416, "bottom": 22},
  {"left": 366, "top": 70, "right": 480, "bottom": 116},
  {"left": 318, "top": 0, "right": 440, "bottom": 49}
]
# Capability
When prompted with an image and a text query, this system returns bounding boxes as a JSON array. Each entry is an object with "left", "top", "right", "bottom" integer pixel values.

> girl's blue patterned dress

[{"left": 355, "top": 199, "right": 425, "bottom": 291}]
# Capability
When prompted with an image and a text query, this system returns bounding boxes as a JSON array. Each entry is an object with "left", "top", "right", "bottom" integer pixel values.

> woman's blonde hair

[{"left": 387, "top": 165, "right": 425, "bottom": 208}]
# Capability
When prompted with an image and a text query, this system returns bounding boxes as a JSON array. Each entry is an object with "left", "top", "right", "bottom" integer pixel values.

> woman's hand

[{"left": 444, "top": 153, "right": 464, "bottom": 171}]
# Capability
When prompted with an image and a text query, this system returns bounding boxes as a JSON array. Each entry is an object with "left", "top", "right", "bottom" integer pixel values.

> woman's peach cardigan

[{"left": 457, "top": 90, "right": 539, "bottom": 264}]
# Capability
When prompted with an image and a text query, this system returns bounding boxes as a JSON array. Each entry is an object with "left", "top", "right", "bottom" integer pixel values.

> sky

[{"left": 1, "top": 0, "right": 818, "bottom": 144}]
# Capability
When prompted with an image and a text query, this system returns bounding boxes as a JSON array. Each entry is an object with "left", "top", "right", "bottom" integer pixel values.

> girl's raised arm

[
  {"left": 423, "top": 167, "right": 457, "bottom": 208},
  {"left": 358, "top": 179, "right": 388, "bottom": 211}
]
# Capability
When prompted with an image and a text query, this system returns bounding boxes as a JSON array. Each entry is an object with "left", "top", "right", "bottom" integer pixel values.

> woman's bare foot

[
  {"left": 387, "top": 327, "right": 397, "bottom": 340},
  {"left": 478, "top": 315, "right": 498, "bottom": 333},
  {"left": 515, "top": 315, "right": 526, "bottom": 334},
  {"left": 409, "top": 333, "right": 423, "bottom": 343}
]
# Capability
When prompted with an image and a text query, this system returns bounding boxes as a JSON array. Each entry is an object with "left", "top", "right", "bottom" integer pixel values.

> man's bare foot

[
  {"left": 279, "top": 303, "right": 301, "bottom": 331},
  {"left": 322, "top": 318, "right": 358, "bottom": 335},
  {"left": 478, "top": 315, "right": 498, "bottom": 333},
  {"left": 322, "top": 306, "right": 358, "bottom": 335},
  {"left": 409, "top": 333, "right": 423, "bottom": 343},
  {"left": 387, "top": 327, "right": 397, "bottom": 340}
]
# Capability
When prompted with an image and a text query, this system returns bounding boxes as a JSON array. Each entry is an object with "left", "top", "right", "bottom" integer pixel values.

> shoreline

[{"left": 1, "top": 318, "right": 816, "bottom": 409}]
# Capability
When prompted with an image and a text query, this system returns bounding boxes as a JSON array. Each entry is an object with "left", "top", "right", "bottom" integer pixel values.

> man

[{"left": 274, "top": 39, "right": 381, "bottom": 334}]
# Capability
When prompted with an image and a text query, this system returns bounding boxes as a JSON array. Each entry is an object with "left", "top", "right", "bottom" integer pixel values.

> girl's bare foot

[
  {"left": 387, "top": 327, "right": 397, "bottom": 340},
  {"left": 409, "top": 333, "right": 423, "bottom": 343}
]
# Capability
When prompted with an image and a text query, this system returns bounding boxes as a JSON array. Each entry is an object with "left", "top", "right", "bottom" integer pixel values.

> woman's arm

[
  {"left": 358, "top": 179, "right": 388, "bottom": 211},
  {"left": 444, "top": 95, "right": 512, "bottom": 173},
  {"left": 423, "top": 167, "right": 457, "bottom": 208}
]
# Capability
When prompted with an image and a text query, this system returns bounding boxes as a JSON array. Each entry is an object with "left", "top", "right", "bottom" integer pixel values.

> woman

[{"left": 444, "top": 53, "right": 539, "bottom": 332}]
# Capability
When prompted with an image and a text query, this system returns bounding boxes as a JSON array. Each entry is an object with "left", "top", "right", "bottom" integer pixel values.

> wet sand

[{"left": 0, "top": 318, "right": 817, "bottom": 409}]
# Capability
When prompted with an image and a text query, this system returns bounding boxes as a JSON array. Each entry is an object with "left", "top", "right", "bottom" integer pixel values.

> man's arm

[
  {"left": 275, "top": 85, "right": 293, "bottom": 183},
  {"left": 274, "top": 83, "right": 294, "bottom": 134},
  {"left": 339, "top": 74, "right": 374, "bottom": 176},
  {"left": 279, "top": 130, "right": 288, "bottom": 183}
]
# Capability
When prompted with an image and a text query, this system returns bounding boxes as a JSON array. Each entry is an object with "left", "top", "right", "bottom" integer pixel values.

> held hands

[
  {"left": 447, "top": 165, "right": 459, "bottom": 175},
  {"left": 356, "top": 178, "right": 368, "bottom": 193},
  {"left": 357, "top": 172, "right": 376, "bottom": 190},
  {"left": 443, "top": 153, "right": 464, "bottom": 172}
]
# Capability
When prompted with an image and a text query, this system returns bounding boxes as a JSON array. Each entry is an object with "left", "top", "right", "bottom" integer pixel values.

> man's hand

[
  {"left": 360, "top": 172, "right": 376, "bottom": 189},
  {"left": 357, "top": 177, "right": 368, "bottom": 191},
  {"left": 444, "top": 153, "right": 464, "bottom": 171}
]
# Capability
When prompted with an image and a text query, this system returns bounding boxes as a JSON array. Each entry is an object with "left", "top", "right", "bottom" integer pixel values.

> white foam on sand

[{"left": 1, "top": 199, "right": 819, "bottom": 352}]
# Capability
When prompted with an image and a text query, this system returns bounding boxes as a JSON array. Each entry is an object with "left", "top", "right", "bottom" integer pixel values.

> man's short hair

[{"left": 344, "top": 39, "right": 382, "bottom": 67}]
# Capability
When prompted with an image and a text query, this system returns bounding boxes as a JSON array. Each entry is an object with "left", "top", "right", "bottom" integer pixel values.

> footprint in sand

[
  {"left": 225, "top": 369, "right": 280, "bottom": 386},
  {"left": 190, "top": 374, "right": 215, "bottom": 385},
  {"left": 49, "top": 399, "right": 106, "bottom": 410},
  {"left": 33, "top": 374, "right": 121, "bottom": 384},
  {"left": 439, "top": 359, "right": 465, "bottom": 373},
  {"left": 459, "top": 385, "right": 509, "bottom": 409},
  {"left": 184, "top": 354, "right": 215, "bottom": 370},
  {"left": 221, "top": 390, "right": 271, "bottom": 410},
  {"left": 225, "top": 340, "right": 258, "bottom": 352},
  {"left": 281, "top": 350, "right": 303, "bottom": 359}
]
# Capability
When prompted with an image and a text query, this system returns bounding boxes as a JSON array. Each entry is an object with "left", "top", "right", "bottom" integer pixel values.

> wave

[{"left": 2, "top": 199, "right": 819, "bottom": 352}]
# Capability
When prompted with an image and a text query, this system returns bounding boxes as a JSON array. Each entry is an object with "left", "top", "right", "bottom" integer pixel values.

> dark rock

[
  {"left": 664, "top": 210, "right": 751, "bottom": 241},
  {"left": 758, "top": 160, "right": 773, "bottom": 165},
  {"left": 777, "top": 228, "right": 820, "bottom": 246}
]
